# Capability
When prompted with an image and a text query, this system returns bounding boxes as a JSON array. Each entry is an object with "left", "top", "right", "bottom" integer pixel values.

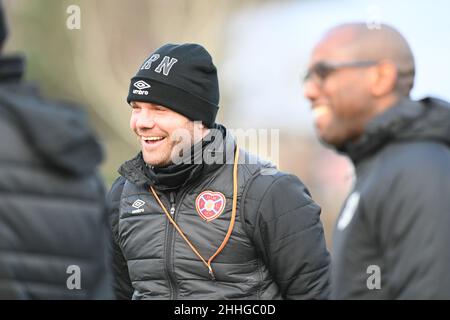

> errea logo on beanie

[{"left": 127, "top": 43, "right": 219, "bottom": 128}]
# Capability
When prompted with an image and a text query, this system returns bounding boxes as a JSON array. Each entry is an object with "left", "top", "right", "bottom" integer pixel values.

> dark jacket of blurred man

[
  {"left": 107, "top": 43, "right": 331, "bottom": 300},
  {"left": 304, "top": 22, "right": 450, "bottom": 299},
  {"left": 0, "top": 5, "right": 113, "bottom": 299}
]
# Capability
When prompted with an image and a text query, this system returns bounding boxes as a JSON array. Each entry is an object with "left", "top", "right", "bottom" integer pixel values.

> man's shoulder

[
  {"left": 107, "top": 176, "right": 127, "bottom": 204},
  {"left": 238, "top": 149, "right": 275, "bottom": 172},
  {"left": 244, "top": 169, "right": 299, "bottom": 197},
  {"left": 0, "top": 90, "right": 35, "bottom": 161},
  {"left": 242, "top": 168, "right": 316, "bottom": 219},
  {"left": 370, "top": 140, "right": 450, "bottom": 183},
  {"left": 0, "top": 83, "right": 103, "bottom": 176},
  {"left": 358, "top": 140, "right": 450, "bottom": 214},
  {"left": 106, "top": 176, "right": 127, "bottom": 230},
  {"left": 0, "top": 104, "right": 22, "bottom": 146}
]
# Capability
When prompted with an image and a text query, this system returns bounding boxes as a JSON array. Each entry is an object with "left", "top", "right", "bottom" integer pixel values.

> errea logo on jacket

[{"left": 140, "top": 53, "right": 178, "bottom": 76}]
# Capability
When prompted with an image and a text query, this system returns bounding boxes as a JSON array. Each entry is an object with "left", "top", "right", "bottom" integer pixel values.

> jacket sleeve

[
  {"left": 374, "top": 152, "right": 450, "bottom": 299},
  {"left": 243, "top": 172, "right": 331, "bottom": 299},
  {"left": 106, "top": 177, "right": 134, "bottom": 300},
  {"left": 89, "top": 175, "right": 116, "bottom": 299}
]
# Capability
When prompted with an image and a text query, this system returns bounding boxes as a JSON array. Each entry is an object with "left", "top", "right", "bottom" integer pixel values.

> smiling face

[
  {"left": 303, "top": 24, "right": 415, "bottom": 148},
  {"left": 303, "top": 40, "right": 377, "bottom": 147},
  {"left": 130, "top": 101, "right": 203, "bottom": 167}
]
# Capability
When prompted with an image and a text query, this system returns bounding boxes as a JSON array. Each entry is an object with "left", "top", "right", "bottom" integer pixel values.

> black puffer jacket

[
  {"left": 0, "top": 56, "right": 113, "bottom": 299},
  {"left": 333, "top": 97, "right": 450, "bottom": 299},
  {"left": 108, "top": 126, "right": 330, "bottom": 300}
]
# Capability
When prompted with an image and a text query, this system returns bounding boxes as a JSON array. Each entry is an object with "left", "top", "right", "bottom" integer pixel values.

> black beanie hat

[{"left": 127, "top": 43, "right": 219, "bottom": 128}]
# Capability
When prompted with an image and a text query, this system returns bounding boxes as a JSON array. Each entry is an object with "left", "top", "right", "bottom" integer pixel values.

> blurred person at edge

[
  {"left": 107, "top": 43, "right": 330, "bottom": 300},
  {"left": 0, "top": 4, "right": 113, "bottom": 299},
  {"left": 303, "top": 22, "right": 450, "bottom": 299}
]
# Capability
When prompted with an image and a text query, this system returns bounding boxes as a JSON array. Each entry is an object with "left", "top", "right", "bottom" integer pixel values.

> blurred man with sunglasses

[{"left": 304, "top": 23, "right": 450, "bottom": 299}]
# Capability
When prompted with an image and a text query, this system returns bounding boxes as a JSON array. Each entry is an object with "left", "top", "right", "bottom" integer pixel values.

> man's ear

[{"left": 371, "top": 60, "right": 398, "bottom": 97}]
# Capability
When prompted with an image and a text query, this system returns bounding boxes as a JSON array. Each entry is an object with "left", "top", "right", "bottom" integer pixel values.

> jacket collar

[
  {"left": 338, "top": 97, "right": 450, "bottom": 164},
  {"left": 119, "top": 124, "right": 236, "bottom": 191}
]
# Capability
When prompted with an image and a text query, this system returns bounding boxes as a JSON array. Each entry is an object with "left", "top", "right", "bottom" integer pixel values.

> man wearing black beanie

[
  {"left": 108, "top": 43, "right": 331, "bottom": 300},
  {"left": 128, "top": 43, "right": 219, "bottom": 128}
]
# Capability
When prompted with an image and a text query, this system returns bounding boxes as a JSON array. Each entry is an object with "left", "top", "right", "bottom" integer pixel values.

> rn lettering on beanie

[{"left": 127, "top": 43, "right": 219, "bottom": 128}]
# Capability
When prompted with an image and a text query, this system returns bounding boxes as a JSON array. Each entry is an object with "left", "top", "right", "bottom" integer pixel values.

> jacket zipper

[
  {"left": 170, "top": 192, "right": 176, "bottom": 216},
  {"left": 162, "top": 191, "right": 175, "bottom": 300},
  {"left": 164, "top": 188, "right": 191, "bottom": 300},
  {"left": 163, "top": 191, "right": 177, "bottom": 299}
]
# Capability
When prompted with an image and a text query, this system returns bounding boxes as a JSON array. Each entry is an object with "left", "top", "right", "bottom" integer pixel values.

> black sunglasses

[{"left": 303, "top": 60, "right": 378, "bottom": 83}]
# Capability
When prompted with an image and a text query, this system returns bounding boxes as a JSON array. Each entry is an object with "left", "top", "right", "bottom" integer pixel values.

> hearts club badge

[{"left": 195, "top": 191, "right": 226, "bottom": 222}]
